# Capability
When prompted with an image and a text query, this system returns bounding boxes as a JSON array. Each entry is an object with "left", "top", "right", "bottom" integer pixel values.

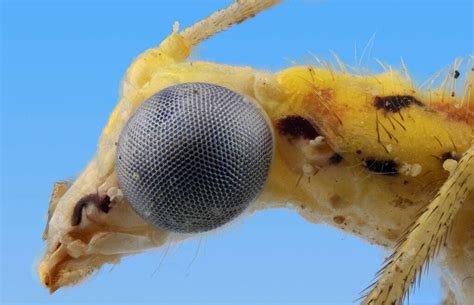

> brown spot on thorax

[
  {"left": 276, "top": 115, "right": 319, "bottom": 140},
  {"left": 431, "top": 102, "right": 474, "bottom": 126},
  {"left": 329, "top": 194, "right": 351, "bottom": 209},
  {"left": 302, "top": 88, "right": 344, "bottom": 128},
  {"left": 333, "top": 215, "right": 346, "bottom": 224}
]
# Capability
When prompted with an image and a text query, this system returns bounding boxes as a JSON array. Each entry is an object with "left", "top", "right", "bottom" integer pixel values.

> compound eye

[{"left": 116, "top": 82, "right": 274, "bottom": 233}]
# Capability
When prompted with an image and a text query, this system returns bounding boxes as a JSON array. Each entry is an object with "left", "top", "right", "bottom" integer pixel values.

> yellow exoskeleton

[{"left": 39, "top": 1, "right": 474, "bottom": 304}]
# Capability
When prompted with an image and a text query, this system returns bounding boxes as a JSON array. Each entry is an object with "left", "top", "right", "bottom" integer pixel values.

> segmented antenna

[{"left": 180, "top": 0, "right": 281, "bottom": 47}]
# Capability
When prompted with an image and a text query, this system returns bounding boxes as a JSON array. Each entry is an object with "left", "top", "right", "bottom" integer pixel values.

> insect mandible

[{"left": 38, "top": 1, "right": 474, "bottom": 304}]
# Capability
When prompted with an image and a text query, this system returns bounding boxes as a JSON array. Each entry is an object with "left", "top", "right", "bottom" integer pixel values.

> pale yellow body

[{"left": 39, "top": 1, "right": 474, "bottom": 304}]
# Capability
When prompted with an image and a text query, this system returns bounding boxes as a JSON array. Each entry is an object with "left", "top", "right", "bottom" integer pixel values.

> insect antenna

[{"left": 179, "top": 0, "right": 281, "bottom": 47}]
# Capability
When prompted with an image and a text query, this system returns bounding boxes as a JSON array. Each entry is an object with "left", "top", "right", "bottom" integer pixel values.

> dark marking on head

[
  {"left": 454, "top": 70, "right": 460, "bottom": 79},
  {"left": 364, "top": 159, "right": 398, "bottom": 176},
  {"left": 71, "top": 194, "right": 111, "bottom": 226},
  {"left": 356, "top": 150, "right": 362, "bottom": 155},
  {"left": 72, "top": 194, "right": 96, "bottom": 226},
  {"left": 441, "top": 151, "right": 459, "bottom": 162},
  {"left": 276, "top": 115, "right": 319, "bottom": 140},
  {"left": 374, "top": 95, "right": 423, "bottom": 113},
  {"left": 329, "top": 153, "right": 343, "bottom": 164}
]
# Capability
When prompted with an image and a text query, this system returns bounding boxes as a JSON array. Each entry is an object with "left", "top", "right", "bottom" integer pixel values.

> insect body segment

[{"left": 274, "top": 66, "right": 471, "bottom": 180}]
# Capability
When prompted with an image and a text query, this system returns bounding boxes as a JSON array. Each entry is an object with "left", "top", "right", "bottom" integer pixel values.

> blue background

[{"left": 1, "top": 0, "right": 472, "bottom": 304}]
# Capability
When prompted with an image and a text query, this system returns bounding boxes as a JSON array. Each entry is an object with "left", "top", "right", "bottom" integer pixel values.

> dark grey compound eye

[{"left": 116, "top": 82, "right": 274, "bottom": 233}]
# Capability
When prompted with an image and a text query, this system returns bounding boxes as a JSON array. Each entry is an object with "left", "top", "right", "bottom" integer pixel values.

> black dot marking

[
  {"left": 329, "top": 153, "right": 343, "bottom": 164},
  {"left": 276, "top": 115, "right": 319, "bottom": 140},
  {"left": 356, "top": 150, "right": 362, "bottom": 155},
  {"left": 454, "top": 70, "right": 460, "bottom": 79},
  {"left": 374, "top": 95, "right": 423, "bottom": 113},
  {"left": 364, "top": 159, "right": 398, "bottom": 176}
]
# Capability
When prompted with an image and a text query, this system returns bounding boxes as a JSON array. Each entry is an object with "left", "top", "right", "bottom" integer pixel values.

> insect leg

[{"left": 362, "top": 143, "right": 474, "bottom": 305}]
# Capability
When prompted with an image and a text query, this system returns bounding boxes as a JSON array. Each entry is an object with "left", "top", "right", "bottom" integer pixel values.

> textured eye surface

[{"left": 116, "top": 82, "right": 274, "bottom": 233}]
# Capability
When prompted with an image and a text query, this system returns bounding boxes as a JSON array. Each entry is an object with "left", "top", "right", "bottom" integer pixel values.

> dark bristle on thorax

[
  {"left": 276, "top": 115, "right": 319, "bottom": 140},
  {"left": 374, "top": 95, "right": 423, "bottom": 113}
]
